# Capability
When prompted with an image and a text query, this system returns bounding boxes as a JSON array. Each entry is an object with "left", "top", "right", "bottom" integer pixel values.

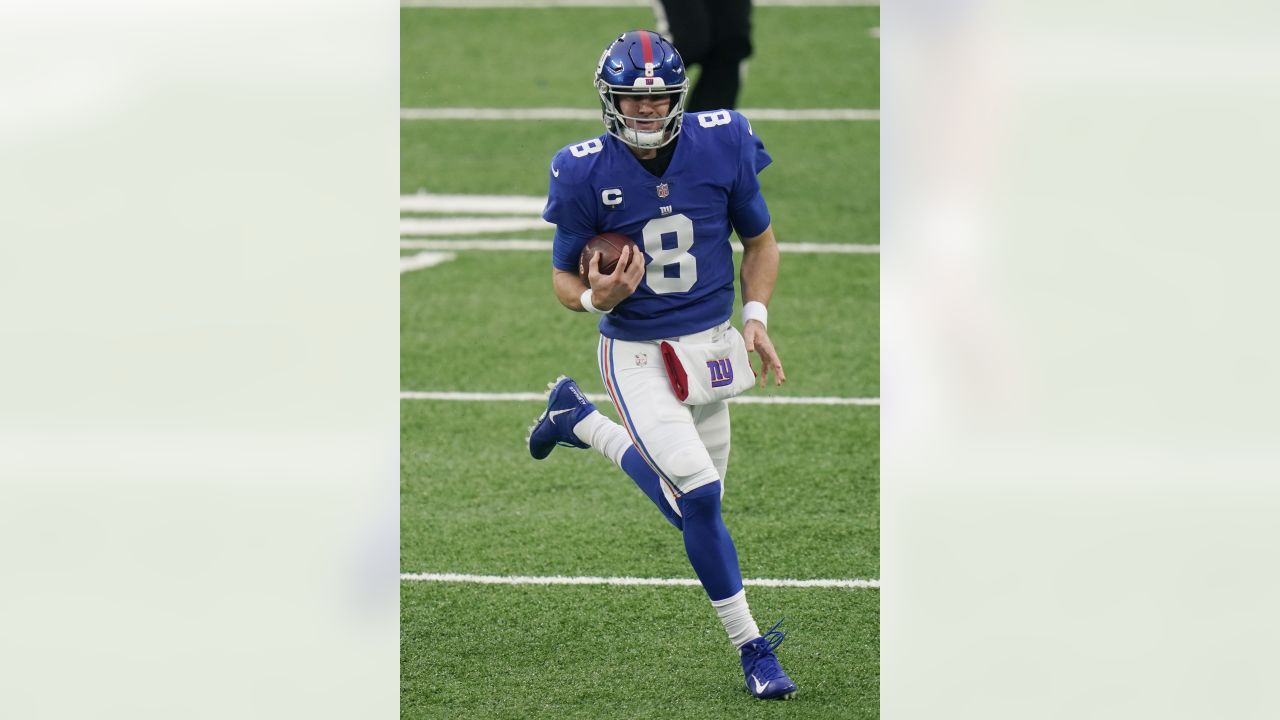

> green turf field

[
  {"left": 401, "top": 7, "right": 880, "bottom": 109},
  {"left": 401, "top": 120, "right": 879, "bottom": 243},
  {"left": 401, "top": 5, "right": 879, "bottom": 718}
]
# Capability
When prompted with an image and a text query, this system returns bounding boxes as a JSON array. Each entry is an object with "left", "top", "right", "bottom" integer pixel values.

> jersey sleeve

[
  {"left": 542, "top": 149, "right": 597, "bottom": 271},
  {"left": 727, "top": 112, "right": 773, "bottom": 239}
]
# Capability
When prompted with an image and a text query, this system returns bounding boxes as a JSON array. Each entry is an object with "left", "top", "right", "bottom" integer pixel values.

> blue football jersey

[{"left": 543, "top": 110, "right": 772, "bottom": 341}]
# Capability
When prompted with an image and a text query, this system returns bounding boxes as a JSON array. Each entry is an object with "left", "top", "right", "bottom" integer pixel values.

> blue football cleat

[
  {"left": 740, "top": 619, "right": 798, "bottom": 700},
  {"left": 527, "top": 376, "right": 596, "bottom": 460}
]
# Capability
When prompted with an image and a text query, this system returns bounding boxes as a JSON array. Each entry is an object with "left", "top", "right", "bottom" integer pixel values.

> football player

[{"left": 527, "top": 30, "right": 795, "bottom": 700}]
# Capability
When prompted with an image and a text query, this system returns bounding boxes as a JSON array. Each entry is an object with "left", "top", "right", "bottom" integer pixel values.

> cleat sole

[
  {"left": 546, "top": 374, "right": 570, "bottom": 396},
  {"left": 526, "top": 410, "right": 550, "bottom": 458}
]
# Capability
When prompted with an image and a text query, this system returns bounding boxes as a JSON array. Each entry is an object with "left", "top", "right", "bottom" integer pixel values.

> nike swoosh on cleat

[
  {"left": 552, "top": 166, "right": 559, "bottom": 177},
  {"left": 548, "top": 408, "right": 574, "bottom": 422},
  {"left": 752, "top": 675, "right": 768, "bottom": 695}
]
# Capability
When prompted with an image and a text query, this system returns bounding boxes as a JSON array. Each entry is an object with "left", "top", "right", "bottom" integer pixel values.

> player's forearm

[
  {"left": 739, "top": 225, "right": 779, "bottom": 307},
  {"left": 553, "top": 269, "right": 590, "bottom": 312}
]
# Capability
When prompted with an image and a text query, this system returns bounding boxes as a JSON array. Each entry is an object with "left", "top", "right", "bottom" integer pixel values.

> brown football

[{"left": 578, "top": 232, "right": 639, "bottom": 286}]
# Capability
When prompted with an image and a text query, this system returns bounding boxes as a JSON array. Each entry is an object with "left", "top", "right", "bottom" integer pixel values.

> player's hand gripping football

[
  {"left": 587, "top": 245, "right": 645, "bottom": 311},
  {"left": 744, "top": 320, "right": 787, "bottom": 387}
]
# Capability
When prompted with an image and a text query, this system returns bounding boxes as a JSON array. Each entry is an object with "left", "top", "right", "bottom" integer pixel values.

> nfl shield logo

[{"left": 656, "top": 183, "right": 669, "bottom": 198}]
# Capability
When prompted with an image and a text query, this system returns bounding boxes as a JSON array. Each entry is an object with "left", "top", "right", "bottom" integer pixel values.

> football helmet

[{"left": 594, "top": 30, "right": 688, "bottom": 150}]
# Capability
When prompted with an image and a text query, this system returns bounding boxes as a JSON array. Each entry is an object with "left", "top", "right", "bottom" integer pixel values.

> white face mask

[
  {"left": 620, "top": 126, "right": 668, "bottom": 149},
  {"left": 596, "top": 84, "right": 688, "bottom": 151}
]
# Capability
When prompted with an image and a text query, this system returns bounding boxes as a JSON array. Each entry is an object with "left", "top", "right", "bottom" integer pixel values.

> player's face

[{"left": 617, "top": 93, "right": 672, "bottom": 132}]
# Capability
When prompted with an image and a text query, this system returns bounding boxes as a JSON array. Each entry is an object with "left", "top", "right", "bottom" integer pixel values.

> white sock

[
  {"left": 572, "top": 411, "right": 632, "bottom": 468},
  {"left": 711, "top": 589, "right": 761, "bottom": 650}
]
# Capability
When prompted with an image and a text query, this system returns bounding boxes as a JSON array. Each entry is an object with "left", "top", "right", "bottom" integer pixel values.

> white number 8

[
  {"left": 696, "top": 110, "right": 732, "bottom": 128},
  {"left": 569, "top": 138, "right": 604, "bottom": 157},
  {"left": 640, "top": 213, "right": 697, "bottom": 294}
]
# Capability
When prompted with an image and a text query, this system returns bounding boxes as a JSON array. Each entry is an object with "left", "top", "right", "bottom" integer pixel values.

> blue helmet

[{"left": 594, "top": 30, "right": 689, "bottom": 150}]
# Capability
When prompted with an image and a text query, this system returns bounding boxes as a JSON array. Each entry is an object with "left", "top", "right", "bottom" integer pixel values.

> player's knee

[
  {"left": 676, "top": 480, "right": 723, "bottom": 520},
  {"left": 664, "top": 445, "right": 718, "bottom": 491}
]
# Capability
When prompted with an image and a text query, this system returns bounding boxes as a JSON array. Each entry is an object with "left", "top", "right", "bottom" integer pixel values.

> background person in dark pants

[{"left": 654, "top": 0, "right": 753, "bottom": 111}]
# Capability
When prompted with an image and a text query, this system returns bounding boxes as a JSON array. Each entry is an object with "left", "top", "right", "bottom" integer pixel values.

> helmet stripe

[{"left": 639, "top": 31, "right": 654, "bottom": 75}]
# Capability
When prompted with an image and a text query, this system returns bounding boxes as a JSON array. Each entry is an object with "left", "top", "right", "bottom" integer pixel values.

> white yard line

[
  {"left": 400, "top": 390, "right": 879, "bottom": 406},
  {"left": 400, "top": 251, "right": 457, "bottom": 273},
  {"left": 402, "top": 107, "right": 878, "bottom": 121},
  {"left": 401, "top": 238, "right": 554, "bottom": 251},
  {"left": 401, "top": 572, "right": 879, "bottom": 589},
  {"left": 403, "top": 107, "right": 593, "bottom": 121},
  {"left": 401, "top": 192, "right": 546, "bottom": 215},
  {"left": 403, "top": 0, "right": 877, "bottom": 7},
  {"left": 396, "top": 196, "right": 879, "bottom": 251},
  {"left": 399, "top": 238, "right": 880, "bottom": 254},
  {"left": 400, "top": 216, "right": 554, "bottom": 235}
]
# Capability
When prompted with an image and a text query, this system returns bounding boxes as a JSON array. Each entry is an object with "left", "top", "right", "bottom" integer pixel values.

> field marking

[
  {"left": 400, "top": 238, "right": 880, "bottom": 254},
  {"left": 400, "top": 251, "right": 457, "bottom": 274},
  {"left": 401, "top": 390, "right": 879, "bottom": 406},
  {"left": 401, "top": 192, "right": 546, "bottom": 215},
  {"left": 402, "top": 238, "right": 553, "bottom": 251},
  {"left": 401, "top": 216, "right": 554, "bottom": 236},
  {"left": 402, "top": 572, "right": 879, "bottom": 589},
  {"left": 397, "top": 195, "right": 880, "bottom": 251},
  {"left": 402, "top": 0, "right": 878, "bottom": 7},
  {"left": 402, "top": 107, "right": 879, "bottom": 122}
]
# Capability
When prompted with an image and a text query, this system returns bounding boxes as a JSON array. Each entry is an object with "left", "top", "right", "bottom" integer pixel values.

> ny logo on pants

[{"left": 706, "top": 358, "right": 734, "bottom": 388}]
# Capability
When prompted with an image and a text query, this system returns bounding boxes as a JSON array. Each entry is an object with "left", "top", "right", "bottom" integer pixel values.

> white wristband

[
  {"left": 581, "top": 288, "right": 612, "bottom": 315},
  {"left": 742, "top": 301, "right": 768, "bottom": 328}
]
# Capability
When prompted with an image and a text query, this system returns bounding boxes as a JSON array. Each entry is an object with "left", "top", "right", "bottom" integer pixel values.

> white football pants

[{"left": 597, "top": 321, "right": 733, "bottom": 516}]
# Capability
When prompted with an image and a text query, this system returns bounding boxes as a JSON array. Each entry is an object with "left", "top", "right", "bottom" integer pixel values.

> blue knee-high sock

[
  {"left": 676, "top": 481, "right": 743, "bottom": 602},
  {"left": 621, "top": 447, "right": 683, "bottom": 529}
]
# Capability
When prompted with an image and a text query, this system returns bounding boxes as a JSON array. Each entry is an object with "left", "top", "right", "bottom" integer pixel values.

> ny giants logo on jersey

[{"left": 706, "top": 358, "right": 734, "bottom": 388}]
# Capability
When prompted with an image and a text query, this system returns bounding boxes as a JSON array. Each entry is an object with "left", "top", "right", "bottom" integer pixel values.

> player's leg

[
  {"left": 576, "top": 420, "right": 685, "bottom": 531},
  {"left": 687, "top": 57, "right": 742, "bottom": 112},
  {"left": 598, "top": 337, "right": 744, "bottom": 606},
  {"left": 686, "top": 0, "right": 752, "bottom": 111},
  {"left": 586, "top": 336, "right": 692, "bottom": 528},
  {"left": 692, "top": 399, "right": 731, "bottom": 496},
  {"left": 687, "top": 389, "right": 797, "bottom": 699},
  {"left": 677, "top": 400, "right": 760, "bottom": 649},
  {"left": 527, "top": 373, "right": 795, "bottom": 700},
  {"left": 653, "top": 0, "right": 713, "bottom": 66},
  {"left": 524, "top": 335, "right": 686, "bottom": 527},
  {"left": 586, "top": 336, "right": 797, "bottom": 699}
]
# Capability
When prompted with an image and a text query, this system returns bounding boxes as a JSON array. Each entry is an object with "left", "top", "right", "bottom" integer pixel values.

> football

[{"left": 578, "top": 232, "right": 639, "bottom": 286}]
